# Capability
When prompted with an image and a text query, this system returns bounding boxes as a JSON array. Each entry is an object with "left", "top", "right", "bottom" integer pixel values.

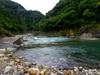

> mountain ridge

[
  {"left": 0, "top": 0, "right": 44, "bottom": 36},
  {"left": 37, "top": 0, "right": 100, "bottom": 36}
]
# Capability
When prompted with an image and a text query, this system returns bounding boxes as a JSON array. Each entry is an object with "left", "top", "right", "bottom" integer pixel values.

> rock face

[
  {"left": 92, "top": 31, "right": 100, "bottom": 38},
  {"left": 80, "top": 33, "right": 93, "bottom": 38},
  {"left": 80, "top": 33, "right": 98, "bottom": 40}
]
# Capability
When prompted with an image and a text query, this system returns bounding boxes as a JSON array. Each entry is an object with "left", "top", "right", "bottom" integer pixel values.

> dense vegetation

[
  {"left": 0, "top": 0, "right": 100, "bottom": 36},
  {"left": 0, "top": 0, "right": 44, "bottom": 36},
  {"left": 37, "top": 0, "right": 100, "bottom": 35}
]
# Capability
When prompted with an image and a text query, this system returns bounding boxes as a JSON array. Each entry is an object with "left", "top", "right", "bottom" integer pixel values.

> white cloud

[{"left": 11, "top": 0, "right": 59, "bottom": 14}]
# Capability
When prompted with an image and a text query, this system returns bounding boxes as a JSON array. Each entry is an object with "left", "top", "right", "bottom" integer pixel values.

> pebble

[
  {"left": 0, "top": 53, "right": 100, "bottom": 75},
  {"left": 28, "top": 68, "right": 39, "bottom": 75},
  {"left": 64, "top": 69, "right": 73, "bottom": 75},
  {"left": 0, "top": 54, "right": 5, "bottom": 57},
  {"left": 40, "top": 69, "right": 46, "bottom": 75},
  {"left": 50, "top": 72, "right": 57, "bottom": 75},
  {"left": 24, "top": 61, "right": 33, "bottom": 65}
]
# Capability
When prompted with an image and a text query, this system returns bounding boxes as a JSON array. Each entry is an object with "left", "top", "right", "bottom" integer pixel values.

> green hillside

[
  {"left": 0, "top": 0, "right": 100, "bottom": 36},
  {"left": 0, "top": 0, "right": 44, "bottom": 36},
  {"left": 37, "top": 0, "right": 100, "bottom": 35}
]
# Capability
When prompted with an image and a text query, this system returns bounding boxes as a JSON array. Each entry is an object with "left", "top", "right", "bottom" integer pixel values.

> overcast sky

[{"left": 11, "top": 0, "right": 59, "bottom": 15}]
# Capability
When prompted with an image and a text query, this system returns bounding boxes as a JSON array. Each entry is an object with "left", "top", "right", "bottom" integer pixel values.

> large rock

[
  {"left": 80, "top": 33, "right": 98, "bottom": 40},
  {"left": 13, "top": 37, "right": 23, "bottom": 45},
  {"left": 92, "top": 31, "right": 100, "bottom": 38}
]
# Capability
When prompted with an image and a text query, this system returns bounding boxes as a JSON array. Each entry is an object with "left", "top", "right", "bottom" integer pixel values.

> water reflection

[
  {"left": 15, "top": 36, "right": 100, "bottom": 67},
  {"left": 15, "top": 46, "right": 85, "bottom": 67}
]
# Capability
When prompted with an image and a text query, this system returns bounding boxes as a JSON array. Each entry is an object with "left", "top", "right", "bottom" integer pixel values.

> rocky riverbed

[
  {"left": 0, "top": 50, "right": 100, "bottom": 75},
  {"left": 0, "top": 35, "right": 100, "bottom": 75}
]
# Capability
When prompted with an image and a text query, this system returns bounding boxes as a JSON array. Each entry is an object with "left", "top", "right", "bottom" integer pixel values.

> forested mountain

[
  {"left": 0, "top": 0, "right": 44, "bottom": 36},
  {"left": 0, "top": 0, "right": 100, "bottom": 36},
  {"left": 37, "top": 0, "right": 100, "bottom": 35}
]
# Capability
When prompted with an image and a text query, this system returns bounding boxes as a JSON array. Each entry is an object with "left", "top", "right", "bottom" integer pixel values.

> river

[{"left": 15, "top": 36, "right": 100, "bottom": 68}]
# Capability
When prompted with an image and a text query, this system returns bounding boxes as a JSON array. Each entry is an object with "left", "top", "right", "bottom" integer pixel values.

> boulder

[
  {"left": 13, "top": 37, "right": 23, "bottom": 45},
  {"left": 92, "top": 31, "right": 100, "bottom": 38},
  {"left": 80, "top": 33, "right": 98, "bottom": 40}
]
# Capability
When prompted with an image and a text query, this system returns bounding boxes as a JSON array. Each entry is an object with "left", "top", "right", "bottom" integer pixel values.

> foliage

[
  {"left": 0, "top": 0, "right": 100, "bottom": 36},
  {"left": 38, "top": 0, "right": 100, "bottom": 34},
  {"left": 0, "top": 0, "right": 44, "bottom": 36}
]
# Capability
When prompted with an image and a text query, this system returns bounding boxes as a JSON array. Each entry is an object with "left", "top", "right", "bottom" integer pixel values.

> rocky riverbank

[
  {"left": 0, "top": 35, "right": 100, "bottom": 75},
  {"left": 0, "top": 51, "right": 100, "bottom": 75}
]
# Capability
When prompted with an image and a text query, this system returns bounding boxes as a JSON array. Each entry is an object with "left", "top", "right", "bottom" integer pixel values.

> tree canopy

[
  {"left": 37, "top": 0, "right": 100, "bottom": 34},
  {"left": 0, "top": 0, "right": 100, "bottom": 36},
  {"left": 0, "top": 0, "right": 44, "bottom": 36}
]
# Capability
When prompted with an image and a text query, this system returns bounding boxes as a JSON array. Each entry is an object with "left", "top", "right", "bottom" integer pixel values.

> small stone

[
  {"left": 57, "top": 70, "right": 64, "bottom": 75},
  {"left": 28, "top": 68, "right": 39, "bottom": 75},
  {"left": 78, "top": 66, "right": 83, "bottom": 71},
  {"left": 74, "top": 67, "right": 78, "bottom": 72},
  {"left": 9, "top": 61, "right": 15, "bottom": 65},
  {"left": 50, "top": 72, "right": 57, "bottom": 75},
  {"left": 15, "top": 58, "right": 21, "bottom": 64},
  {"left": 21, "top": 44, "right": 24, "bottom": 47},
  {"left": 4, "top": 65, "right": 14, "bottom": 74},
  {"left": 92, "top": 69, "right": 100, "bottom": 75},
  {"left": 19, "top": 56, "right": 24, "bottom": 59},
  {"left": 64, "top": 69, "right": 73, "bottom": 75},
  {"left": 7, "top": 54, "right": 13, "bottom": 57},
  {"left": 40, "top": 69, "right": 46, "bottom": 75},
  {"left": 0, "top": 54, "right": 5, "bottom": 57},
  {"left": 0, "top": 48, "right": 6, "bottom": 53},
  {"left": 24, "top": 61, "right": 33, "bottom": 67},
  {"left": 3, "top": 57, "right": 9, "bottom": 60},
  {"left": 88, "top": 69, "right": 93, "bottom": 75},
  {"left": 24, "top": 73, "right": 30, "bottom": 75},
  {"left": 74, "top": 66, "right": 80, "bottom": 75}
]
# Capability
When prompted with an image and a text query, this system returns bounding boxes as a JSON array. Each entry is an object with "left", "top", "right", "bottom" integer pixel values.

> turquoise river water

[{"left": 15, "top": 36, "right": 100, "bottom": 68}]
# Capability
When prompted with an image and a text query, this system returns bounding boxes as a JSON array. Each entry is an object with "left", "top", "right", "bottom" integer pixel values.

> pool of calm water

[{"left": 15, "top": 36, "right": 100, "bottom": 68}]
